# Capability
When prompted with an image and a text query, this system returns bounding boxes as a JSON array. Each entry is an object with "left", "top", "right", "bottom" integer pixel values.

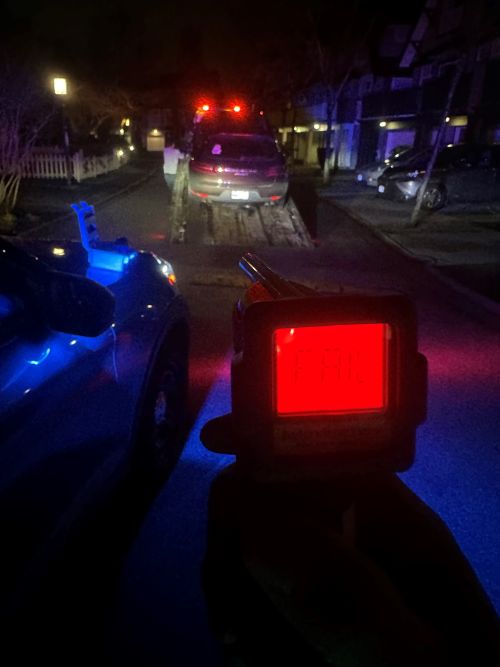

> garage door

[{"left": 147, "top": 135, "right": 165, "bottom": 152}]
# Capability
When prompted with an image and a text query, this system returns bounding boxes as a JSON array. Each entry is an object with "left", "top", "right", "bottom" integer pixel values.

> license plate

[
  {"left": 231, "top": 191, "right": 249, "bottom": 200},
  {"left": 378, "top": 185, "right": 385, "bottom": 193}
]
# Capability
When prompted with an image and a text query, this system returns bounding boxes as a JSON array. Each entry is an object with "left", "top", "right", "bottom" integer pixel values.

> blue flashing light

[
  {"left": 88, "top": 248, "right": 126, "bottom": 273},
  {"left": 129, "top": 252, "right": 138, "bottom": 260},
  {"left": 27, "top": 347, "right": 51, "bottom": 365}
]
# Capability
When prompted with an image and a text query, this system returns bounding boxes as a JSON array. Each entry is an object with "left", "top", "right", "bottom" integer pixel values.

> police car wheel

[{"left": 136, "top": 336, "right": 188, "bottom": 477}]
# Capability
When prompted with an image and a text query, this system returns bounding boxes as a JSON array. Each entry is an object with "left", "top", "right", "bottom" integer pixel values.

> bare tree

[
  {"left": 410, "top": 0, "right": 500, "bottom": 226},
  {"left": 0, "top": 65, "right": 53, "bottom": 223},
  {"left": 67, "top": 83, "right": 135, "bottom": 140},
  {"left": 410, "top": 56, "right": 466, "bottom": 226},
  {"left": 306, "top": 3, "right": 376, "bottom": 183}
]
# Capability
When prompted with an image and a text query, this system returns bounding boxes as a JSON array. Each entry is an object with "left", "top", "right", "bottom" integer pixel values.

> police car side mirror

[{"left": 43, "top": 270, "right": 116, "bottom": 337}]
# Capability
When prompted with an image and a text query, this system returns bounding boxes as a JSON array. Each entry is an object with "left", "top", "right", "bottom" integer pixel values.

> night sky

[
  {"left": 0, "top": 0, "right": 410, "bottom": 89},
  {"left": 1, "top": 0, "right": 274, "bottom": 87},
  {"left": 0, "top": 0, "right": 406, "bottom": 86}
]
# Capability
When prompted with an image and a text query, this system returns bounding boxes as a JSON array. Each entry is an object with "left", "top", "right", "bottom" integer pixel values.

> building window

[
  {"left": 420, "top": 64, "right": 436, "bottom": 84},
  {"left": 391, "top": 77, "right": 413, "bottom": 90}
]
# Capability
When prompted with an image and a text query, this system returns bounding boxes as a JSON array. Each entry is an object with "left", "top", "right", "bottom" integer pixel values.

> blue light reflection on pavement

[
  {"left": 107, "top": 355, "right": 235, "bottom": 666},
  {"left": 107, "top": 339, "right": 500, "bottom": 665}
]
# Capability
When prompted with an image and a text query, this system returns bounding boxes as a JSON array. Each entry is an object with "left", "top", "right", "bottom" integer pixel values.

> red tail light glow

[
  {"left": 233, "top": 106, "right": 241, "bottom": 112},
  {"left": 190, "top": 189, "right": 209, "bottom": 198},
  {"left": 191, "top": 162, "right": 214, "bottom": 174},
  {"left": 270, "top": 196, "right": 281, "bottom": 200},
  {"left": 266, "top": 165, "right": 285, "bottom": 177},
  {"left": 202, "top": 105, "right": 210, "bottom": 111}
]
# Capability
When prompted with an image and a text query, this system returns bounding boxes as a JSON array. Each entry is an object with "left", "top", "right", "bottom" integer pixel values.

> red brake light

[
  {"left": 266, "top": 165, "right": 285, "bottom": 177},
  {"left": 274, "top": 323, "right": 387, "bottom": 415},
  {"left": 191, "top": 162, "right": 214, "bottom": 174},
  {"left": 202, "top": 105, "right": 209, "bottom": 111},
  {"left": 233, "top": 106, "right": 241, "bottom": 112},
  {"left": 189, "top": 189, "right": 209, "bottom": 198}
]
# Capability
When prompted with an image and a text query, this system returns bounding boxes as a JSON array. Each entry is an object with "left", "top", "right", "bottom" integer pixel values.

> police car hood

[{"left": 5, "top": 238, "right": 91, "bottom": 276}]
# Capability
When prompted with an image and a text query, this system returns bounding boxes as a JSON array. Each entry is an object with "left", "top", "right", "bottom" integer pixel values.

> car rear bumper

[
  {"left": 188, "top": 171, "right": 289, "bottom": 204},
  {"left": 378, "top": 179, "right": 420, "bottom": 201}
]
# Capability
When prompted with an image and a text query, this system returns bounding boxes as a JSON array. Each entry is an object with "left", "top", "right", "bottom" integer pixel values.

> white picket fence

[{"left": 21, "top": 147, "right": 129, "bottom": 183}]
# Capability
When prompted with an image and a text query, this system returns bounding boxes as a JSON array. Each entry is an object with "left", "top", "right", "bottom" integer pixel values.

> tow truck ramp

[{"left": 171, "top": 160, "right": 313, "bottom": 248}]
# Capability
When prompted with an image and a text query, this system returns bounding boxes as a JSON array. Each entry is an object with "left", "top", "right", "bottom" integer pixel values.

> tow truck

[{"left": 170, "top": 104, "right": 314, "bottom": 248}]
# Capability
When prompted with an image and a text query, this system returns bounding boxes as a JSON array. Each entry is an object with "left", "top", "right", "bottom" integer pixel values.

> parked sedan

[
  {"left": 188, "top": 132, "right": 289, "bottom": 205},
  {"left": 0, "top": 204, "right": 189, "bottom": 618},
  {"left": 377, "top": 144, "right": 500, "bottom": 210},
  {"left": 356, "top": 147, "right": 415, "bottom": 186}
]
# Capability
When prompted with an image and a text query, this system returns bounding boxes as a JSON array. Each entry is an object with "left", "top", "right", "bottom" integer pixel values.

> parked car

[
  {"left": 0, "top": 206, "right": 189, "bottom": 617},
  {"left": 188, "top": 132, "right": 289, "bottom": 205},
  {"left": 356, "top": 146, "right": 416, "bottom": 187},
  {"left": 377, "top": 144, "right": 500, "bottom": 210}
]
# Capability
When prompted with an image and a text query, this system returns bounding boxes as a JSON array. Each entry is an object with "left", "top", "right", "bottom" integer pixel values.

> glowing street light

[
  {"left": 53, "top": 77, "right": 67, "bottom": 95},
  {"left": 53, "top": 77, "right": 71, "bottom": 185},
  {"left": 379, "top": 121, "right": 387, "bottom": 127},
  {"left": 314, "top": 123, "right": 320, "bottom": 130}
]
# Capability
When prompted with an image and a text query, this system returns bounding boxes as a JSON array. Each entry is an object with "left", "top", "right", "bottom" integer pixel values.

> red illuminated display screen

[{"left": 274, "top": 323, "right": 388, "bottom": 415}]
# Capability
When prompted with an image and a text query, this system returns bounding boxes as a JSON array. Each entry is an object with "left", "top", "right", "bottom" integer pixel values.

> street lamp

[
  {"left": 53, "top": 78, "right": 67, "bottom": 96},
  {"left": 379, "top": 121, "right": 387, "bottom": 127},
  {"left": 53, "top": 77, "right": 72, "bottom": 186}
]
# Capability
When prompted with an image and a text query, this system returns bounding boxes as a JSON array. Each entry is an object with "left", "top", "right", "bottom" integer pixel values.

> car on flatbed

[{"left": 188, "top": 131, "right": 289, "bottom": 205}]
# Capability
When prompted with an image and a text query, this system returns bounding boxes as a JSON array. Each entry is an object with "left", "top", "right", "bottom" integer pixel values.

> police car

[{"left": 0, "top": 203, "right": 189, "bottom": 616}]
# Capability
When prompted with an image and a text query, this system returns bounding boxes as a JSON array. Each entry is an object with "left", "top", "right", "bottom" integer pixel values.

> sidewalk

[
  {"left": 316, "top": 170, "right": 500, "bottom": 308},
  {"left": 10, "top": 154, "right": 162, "bottom": 237}
]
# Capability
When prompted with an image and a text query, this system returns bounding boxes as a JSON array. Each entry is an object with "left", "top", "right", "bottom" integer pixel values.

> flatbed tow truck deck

[{"left": 170, "top": 159, "right": 313, "bottom": 248}]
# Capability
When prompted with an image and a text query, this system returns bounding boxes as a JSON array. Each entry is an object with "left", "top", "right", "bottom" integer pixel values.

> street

[{"left": 9, "top": 167, "right": 500, "bottom": 665}]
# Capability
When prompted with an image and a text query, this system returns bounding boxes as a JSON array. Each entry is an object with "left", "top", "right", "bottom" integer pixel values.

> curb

[
  {"left": 20, "top": 167, "right": 158, "bottom": 239},
  {"left": 321, "top": 196, "right": 500, "bottom": 329}
]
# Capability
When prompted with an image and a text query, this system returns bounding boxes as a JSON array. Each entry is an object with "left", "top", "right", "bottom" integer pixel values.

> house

[{"left": 269, "top": 0, "right": 500, "bottom": 169}]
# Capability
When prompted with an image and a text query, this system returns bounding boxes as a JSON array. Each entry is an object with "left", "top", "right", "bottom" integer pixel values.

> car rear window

[{"left": 202, "top": 135, "right": 278, "bottom": 160}]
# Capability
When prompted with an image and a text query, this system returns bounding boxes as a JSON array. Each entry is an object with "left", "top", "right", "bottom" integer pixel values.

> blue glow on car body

[
  {"left": 27, "top": 347, "right": 51, "bottom": 365},
  {"left": 0, "top": 295, "right": 14, "bottom": 318}
]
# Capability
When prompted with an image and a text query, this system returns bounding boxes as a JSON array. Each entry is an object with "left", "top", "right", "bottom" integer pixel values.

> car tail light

[
  {"left": 266, "top": 165, "right": 285, "bottom": 177},
  {"left": 233, "top": 106, "right": 241, "bottom": 112},
  {"left": 191, "top": 162, "right": 214, "bottom": 174},
  {"left": 190, "top": 189, "right": 209, "bottom": 198}
]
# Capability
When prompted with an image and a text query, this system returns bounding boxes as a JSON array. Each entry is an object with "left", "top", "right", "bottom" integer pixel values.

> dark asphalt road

[{"left": 7, "top": 170, "right": 500, "bottom": 665}]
